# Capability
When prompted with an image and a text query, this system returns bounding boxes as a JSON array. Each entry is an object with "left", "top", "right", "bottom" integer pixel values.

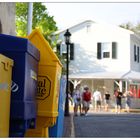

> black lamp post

[{"left": 64, "top": 29, "right": 71, "bottom": 116}]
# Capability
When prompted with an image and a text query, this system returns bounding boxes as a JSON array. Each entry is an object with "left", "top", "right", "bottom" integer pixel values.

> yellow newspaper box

[
  {"left": 0, "top": 54, "right": 14, "bottom": 137},
  {"left": 25, "top": 29, "right": 62, "bottom": 137}
]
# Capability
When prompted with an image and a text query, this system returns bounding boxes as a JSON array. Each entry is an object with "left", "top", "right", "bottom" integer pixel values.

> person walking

[
  {"left": 114, "top": 88, "right": 123, "bottom": 114},
  {"left": 93, "top": 89, "right": 102, "bottom": 112},
  {"left": 104, "top": 91, "right": 111, "bottom": 112},
  {"left": 73, "top": 85, "right": 82, "bottom": 116},
  {"left": 82, "top": 87, "right": 91, "bottom": 116},
  {"left": 123, "top": 90, "right": 133, "bottom": 113}
]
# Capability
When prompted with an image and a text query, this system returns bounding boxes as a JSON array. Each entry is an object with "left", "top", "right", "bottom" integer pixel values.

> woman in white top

[{"left": 73, "top": 86, "right": 82, "bottom": 116}]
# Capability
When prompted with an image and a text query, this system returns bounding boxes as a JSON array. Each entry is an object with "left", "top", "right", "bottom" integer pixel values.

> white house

[{"left": 54, "top": 20, "right": 140, "bottom": 108}]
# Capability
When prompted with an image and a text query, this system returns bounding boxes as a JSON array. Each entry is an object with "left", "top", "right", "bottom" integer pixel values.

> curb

[
  {"left": 63, "top": 113, "right": 74, "bottom": 137},
  {"left": 70, "top": 114, "right": 75, "bottom": 137},
  {"left": 111, "top": 108, "right": 140, "bottom": 113}
]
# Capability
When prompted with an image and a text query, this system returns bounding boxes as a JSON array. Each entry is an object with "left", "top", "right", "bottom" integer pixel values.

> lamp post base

[
  {"left": 64, "top": 95, "right": 70, "bottom": 116},
  {"left": 64, "top": 112, "right": 70, "bottom": 117}
]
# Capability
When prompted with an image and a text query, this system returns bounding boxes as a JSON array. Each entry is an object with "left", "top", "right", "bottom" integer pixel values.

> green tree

[
  {"left": 134, "top": 23, "right": 140, "bottom": 35},
  {"left": 119, "top": 22, "right": 135, "bottom": 32},
  {"left": 16, "top": 2, "right": 58, "bottom": 48},
  {"left": 16, "top": 2, "right": 66, "bottom": 73},
  {"left": 119, "top": 21, "right": 140, "bottom": 35}
]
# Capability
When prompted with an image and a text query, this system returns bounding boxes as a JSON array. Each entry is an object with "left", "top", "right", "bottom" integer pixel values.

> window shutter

[
  {"left": 97, "top": 43, "right": 102, "bottom": 59},
  {"left": 134, "top": 45, "right": 137, "bottom": 61},
  {"left": 112, "top": 42, "right": 117, "bottom": 59},
  {"left": 56, "top": 44, "right": 60, "bottom": 54},
  {"left": 70, "top": 43, "right": 74, "bottom": 60},
  {"left": 137, "top": 46, "right": 139, "bottom": 63}
]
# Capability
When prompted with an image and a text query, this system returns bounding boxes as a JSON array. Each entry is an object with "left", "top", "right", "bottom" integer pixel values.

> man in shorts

[
  {"left": 104, "top": 91, "right": 111, "bottom": 111},
  {"left": 82, "top": 87, "right": 91, "bottom": 116},
  {"left": 114, "top": 88, "right": 123, "bottom": 114}
]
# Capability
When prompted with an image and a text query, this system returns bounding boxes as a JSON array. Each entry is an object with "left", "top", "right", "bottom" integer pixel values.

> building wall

[
  {"left": 130, "top": 34, "right": 140, "bottom": 71},
  {"left": 80, "top": 79, "right": 114, "bottom": 94},
  {"left": 104, "top": 80, "right": 114, "bottom": 94},
  {"left": 68, "top": 23, "right": 131, "bottom": 74},
  {"left": 59, "top": 21, "right": 140, "bottom": 109},
  {"left": 0, "top": 3, "right": 15, "bottom": 35}
]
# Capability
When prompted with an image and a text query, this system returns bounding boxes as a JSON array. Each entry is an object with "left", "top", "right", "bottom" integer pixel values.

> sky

[{"left": 43, "top": 2, "right": 140, "bottom": 30}]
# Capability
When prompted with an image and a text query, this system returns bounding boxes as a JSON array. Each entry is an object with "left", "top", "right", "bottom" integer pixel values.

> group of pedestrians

[
  {"left": 92, "top": 89, "right": 111, "bottom": 112},
  {"left": 72, "top": 85, "right": 134, "bottom": 116},
  {"left": 73, "top": 86, "right": 91, "bottom": 116},
  {"left": 94, "top": 88, "right": 134, "bottom": 113},
  {"left": 114, "top": 88, "right": 133, "bottom": 113}
]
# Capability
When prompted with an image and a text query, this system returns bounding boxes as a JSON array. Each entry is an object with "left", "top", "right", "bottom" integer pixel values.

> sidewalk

[{"left": 63, "top": 113, "right": 74, "bottom": 137}]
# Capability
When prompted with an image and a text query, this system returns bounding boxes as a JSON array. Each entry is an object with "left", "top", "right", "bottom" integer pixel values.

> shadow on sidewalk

[{"left": 63, "top": 113, "right": 74, "bottom": 137}]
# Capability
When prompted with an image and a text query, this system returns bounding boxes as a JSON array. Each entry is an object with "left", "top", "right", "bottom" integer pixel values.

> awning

[
  {"left": 122, "top": 71, "right": 140, "bottom": 81},
  {"left": 69, "top": 71, "right": 140, "bottom": 81}
]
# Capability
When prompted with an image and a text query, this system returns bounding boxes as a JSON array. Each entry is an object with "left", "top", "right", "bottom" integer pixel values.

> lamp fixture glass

[{"left": 64, "top": 29, "right": 71, "bottom": 44}]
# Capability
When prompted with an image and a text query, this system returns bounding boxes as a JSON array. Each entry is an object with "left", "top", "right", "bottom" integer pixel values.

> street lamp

[{"left": 64, "top": 29, "right": 71, "bottom": 116}]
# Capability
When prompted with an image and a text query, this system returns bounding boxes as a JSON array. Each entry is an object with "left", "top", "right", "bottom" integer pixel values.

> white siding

[
  {"left": 68, "top": 23, "right": 131, "bottom": 74},
  {"left": 130, "top": 34, "right": 140, "bottom": 71},
  {"left": 57, "top": 21, "right": 140, "bottom": 109}
]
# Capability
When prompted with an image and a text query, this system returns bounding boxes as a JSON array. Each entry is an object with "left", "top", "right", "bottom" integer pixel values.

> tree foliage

[
  {"left": 119, "top": 22, "right": 135, "bottom": 31},
  {"left": 16, "top": 2, "right": 66, "bottom": 73},
  {"left": 16, "top": 2, "right": 58, "bottom": 48},
  {"left": 119, "top": 21, "right": 140, "bottom": 35}
]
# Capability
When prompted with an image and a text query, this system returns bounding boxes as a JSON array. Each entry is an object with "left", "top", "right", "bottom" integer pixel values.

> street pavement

[{"left": 63, "top": 111, "right": 140, "bottom": 138}]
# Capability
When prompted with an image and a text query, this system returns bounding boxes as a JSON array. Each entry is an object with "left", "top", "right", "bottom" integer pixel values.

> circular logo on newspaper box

[{"left": 37, "top": 76, "right": 51, "bottom": 100}]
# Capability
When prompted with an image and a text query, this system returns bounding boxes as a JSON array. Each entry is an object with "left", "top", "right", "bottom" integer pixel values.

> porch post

[
  {"left": 115, "top": 80, "right": 123, "bottom": 92},
  {"left": 119, "top": 80, "right": 123, "bottom": 92},
  {"left": 69, "top": 79, "right": 82, "bottom": 89},
  {"left": 91, "top": 79, "right": 94, "bottom": 92},
  {"left": 125, "top": 80, "right": 128, "bottom": 91}
]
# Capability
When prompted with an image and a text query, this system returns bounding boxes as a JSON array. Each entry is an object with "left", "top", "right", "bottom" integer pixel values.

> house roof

[
  {"left": 69, "top": 70, "right": 140, "bottom": 81},
  {"left": 123, "top": 70, "right": 140, "bottom": 81},
  {"left": 52, "top": 19, "right": 95, "bottom": 35},
  {"left": 53, "top": 19, "right": 134, "bottom": 35}
]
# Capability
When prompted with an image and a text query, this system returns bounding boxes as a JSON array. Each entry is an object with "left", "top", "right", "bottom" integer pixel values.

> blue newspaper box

[
  {"left": 49, "top": 76, "right": 66, "bottom": 137},
  {"left": 0, "top": 34, "right": 40, "bottom": 137}
]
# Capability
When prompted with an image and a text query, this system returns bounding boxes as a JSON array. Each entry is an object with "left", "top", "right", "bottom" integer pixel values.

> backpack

[
  {"left": 83, "top": 91, "right": 91, "bottom": 101},
  {"left": 76, "top": 97, "right": 81, "bottom": 102}
]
